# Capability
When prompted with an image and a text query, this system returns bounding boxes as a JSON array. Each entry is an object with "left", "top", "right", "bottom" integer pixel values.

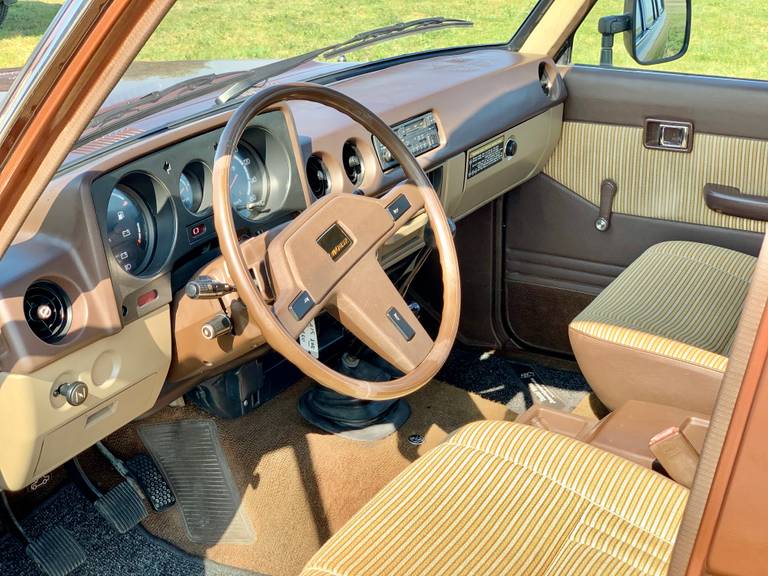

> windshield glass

[
  {"left": 0, "top": 0, "right": 539, "bottom": 150},
  {"left": 139, "top": 1, "right": 538, "bottom": 64}
]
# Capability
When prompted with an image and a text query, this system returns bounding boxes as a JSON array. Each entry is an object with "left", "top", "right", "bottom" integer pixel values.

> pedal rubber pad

[
  {"left": 26, "top": 525, "right": 86, "bottom": 576},
  {"left": 94, "top": 481, "right": 148, "bottom": 534},
  {"left": 126, "top": 454, "right": 176, "bottom": 512}
]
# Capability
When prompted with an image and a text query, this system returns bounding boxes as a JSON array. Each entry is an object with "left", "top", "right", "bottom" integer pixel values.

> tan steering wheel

[{"left": 213, "top": 83, "right": 460, "bottom": 400}]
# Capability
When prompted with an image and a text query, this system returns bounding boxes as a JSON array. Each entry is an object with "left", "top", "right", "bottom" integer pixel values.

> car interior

[{"left": 0, "top": 0, "right": 767, "bottom": 575}]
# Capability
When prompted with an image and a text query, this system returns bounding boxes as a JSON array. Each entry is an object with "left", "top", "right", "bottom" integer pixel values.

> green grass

[{"left": 0, "top": 0, "right": 766, "bottom": 81}]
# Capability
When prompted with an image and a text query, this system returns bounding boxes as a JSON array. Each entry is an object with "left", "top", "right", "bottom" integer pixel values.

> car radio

[{"left": 373, "top": 111, "right": 440, "bottom": 170}]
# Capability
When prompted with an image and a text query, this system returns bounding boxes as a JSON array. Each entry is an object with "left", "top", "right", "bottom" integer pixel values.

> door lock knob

[{"left": 54, "top": 381, "right": 89, "bottom": 406}]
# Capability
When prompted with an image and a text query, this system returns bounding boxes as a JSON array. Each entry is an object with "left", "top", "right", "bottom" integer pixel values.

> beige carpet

[{"left": 103, "top": 379, "right": 514, "bottom": 576}]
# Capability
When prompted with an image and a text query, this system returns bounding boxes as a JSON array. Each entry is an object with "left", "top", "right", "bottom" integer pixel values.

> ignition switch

[{"left": 201, "top": 313, "right": 233, "bottom": 340}]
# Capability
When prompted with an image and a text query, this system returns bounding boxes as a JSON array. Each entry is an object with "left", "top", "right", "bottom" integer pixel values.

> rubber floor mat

[
  {"left": 139, "top": 419, "right": 255, "bottom": 545},
  {"left": 438, "top": 348, "right": 590, "bottom": 413}
]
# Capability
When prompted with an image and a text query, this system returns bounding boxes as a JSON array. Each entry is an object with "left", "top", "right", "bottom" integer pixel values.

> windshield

[
  {"left": 0, "top": 0, "right": 540, "bottom": 151},
  {"left": 140, "top": 1, "right": 538, "bottom": 64}
]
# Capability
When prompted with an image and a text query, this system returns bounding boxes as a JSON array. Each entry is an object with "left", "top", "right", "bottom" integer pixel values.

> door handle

[{"left": 644, "top": 119, "right": 693, "bottom": 152}]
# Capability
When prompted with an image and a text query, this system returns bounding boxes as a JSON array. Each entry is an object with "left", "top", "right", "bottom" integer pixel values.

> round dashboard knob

[{"left": 55, "top": 381, "right": 89, "bottom": 406}]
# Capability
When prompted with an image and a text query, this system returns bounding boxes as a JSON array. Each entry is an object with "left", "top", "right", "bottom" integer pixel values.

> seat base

[{"left": 301, "top": 420, "right": 688, "bottom": 576}]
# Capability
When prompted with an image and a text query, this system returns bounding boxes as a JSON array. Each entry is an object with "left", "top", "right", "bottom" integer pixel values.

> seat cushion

[
  {"left": 300, "top": 420, "right": 688, "bottom": 576},
  {"left": 570, "top": 241, "right": 755, "bottom": 413}
]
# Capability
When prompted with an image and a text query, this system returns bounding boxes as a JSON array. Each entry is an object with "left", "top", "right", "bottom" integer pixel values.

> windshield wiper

[
  {"left": 88, "top": 73, "right": 222, "bottom": 132},
  {"left": 76, "top": 17, "right": 472, "bottom": 148},
  {"left": 215, "top": 17, "right": 473, "bottom": 105}
]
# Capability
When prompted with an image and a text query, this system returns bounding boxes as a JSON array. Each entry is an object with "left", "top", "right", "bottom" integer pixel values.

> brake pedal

[
  {"left": 26, "top": 525, "right": 87, "bottom": 576},
  {"left": 93, "top": 481, "right": 148, "bottom": 534},
  {"left": 126, "top": 454, "right": 175, "bottom": 512},
  {"left": 0, "top": 491, "right": 85, "bottom": 576},
  {"left": 67, "top": 454, "right": 147, "bottom": 534}
]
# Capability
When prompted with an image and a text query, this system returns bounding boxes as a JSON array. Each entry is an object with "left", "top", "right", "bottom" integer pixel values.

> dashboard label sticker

[
  {"left": 299, "top": 319, "right": 320, "bottom": 359},
  {"left": 467, "top": 136, "right": 504, "bottom": 179}
]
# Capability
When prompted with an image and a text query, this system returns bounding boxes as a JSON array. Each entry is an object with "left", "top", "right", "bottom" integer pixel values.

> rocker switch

[
  {"left": 387, "top": 307, "right": 415, "bottom": 341},
  {"left": 290, "top": 291, "right": 315, "bottom": 321},
  {"left": 386, "top": 195, "right": 411, "bottom": 221}
]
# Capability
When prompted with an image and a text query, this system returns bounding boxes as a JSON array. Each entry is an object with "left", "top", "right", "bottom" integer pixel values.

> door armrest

[{"left": 703, "top": 183, "right": 768, "bottom": 221}]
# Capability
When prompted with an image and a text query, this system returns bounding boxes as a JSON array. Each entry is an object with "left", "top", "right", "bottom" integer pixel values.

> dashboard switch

[
  {"left": 386, "top": 194, "right": 411, "bottom": 221},
  {"left": 201, "top": 313, "right": 232, "bottom": 340},
  {"left": 289, "top": 291, "right": 315, "bottom": 321}
]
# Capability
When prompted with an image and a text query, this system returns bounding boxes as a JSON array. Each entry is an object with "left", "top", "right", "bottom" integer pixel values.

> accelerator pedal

[
  {"left": 93, "top": 481, "right": 148, "bottom": 534},
  {"left": 126, "top": 454, "right": 176, "bottom": 512},
  {"left": 26, "top": 525, "right": 87, "bottom": 576}
]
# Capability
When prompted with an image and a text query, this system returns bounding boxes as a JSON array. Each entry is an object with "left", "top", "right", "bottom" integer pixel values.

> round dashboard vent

[
  {"left": 342, "top": 141, "right": 364, "bottom": 186},
  {"left": 306, "top": 155, "right": 331, "bottom": 198},
  {"left": 24, "top": 281, "right": 71, "bottom": 344}
]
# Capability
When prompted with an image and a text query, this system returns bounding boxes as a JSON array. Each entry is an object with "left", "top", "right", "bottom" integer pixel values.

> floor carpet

[
  {"left": 439, "top": 347, "right": 591, "bottom": 414},
  {"left": 0, "top": 483, "right": 260, "bottom": 576},
  {"left": 102, "top": 378, "right": 514, "bottom": 576}
]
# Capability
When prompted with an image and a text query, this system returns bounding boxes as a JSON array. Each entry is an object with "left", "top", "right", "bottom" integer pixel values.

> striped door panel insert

[{"left": 544, "top": 121, "right": 768, "bottom": 232}]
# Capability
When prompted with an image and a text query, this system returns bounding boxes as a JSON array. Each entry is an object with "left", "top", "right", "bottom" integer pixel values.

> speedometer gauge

[
  {"left": 106, "top": 186, "right": 154, "bottom": 275},
  {"left": 179, "top": 168, "right": 203, "bottom": 213},
  {"left": 230, "top": 144, "right": 269, "bottom": 220}
]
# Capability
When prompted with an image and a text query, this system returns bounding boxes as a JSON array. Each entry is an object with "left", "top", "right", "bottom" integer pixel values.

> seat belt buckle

[{"left": 649, "top": 426, "right": 699, "bottom": 488}]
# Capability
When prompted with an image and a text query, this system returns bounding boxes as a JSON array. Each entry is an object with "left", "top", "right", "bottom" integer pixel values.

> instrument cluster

[{"left": 92, "top": 110, "right": 306, "bottom": 322}]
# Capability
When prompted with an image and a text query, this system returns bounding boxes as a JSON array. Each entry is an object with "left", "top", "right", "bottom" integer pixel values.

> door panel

[
  {"left": 544, "top": 122, "right": 768, "bottom": 232},
  {"left": 500, "top": 65, "right": 768, "bottom": 355}
]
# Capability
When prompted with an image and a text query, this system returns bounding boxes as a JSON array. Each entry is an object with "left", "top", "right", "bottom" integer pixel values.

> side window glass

[{"left": 570, "top": 0, "right": 768, "bottom": 81}]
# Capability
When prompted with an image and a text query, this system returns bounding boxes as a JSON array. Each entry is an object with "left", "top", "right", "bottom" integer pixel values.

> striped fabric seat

[
  {"left": 569, "top": 241, "right": 755, "bottom": 413},
  {"left": 301, "top": 420, "right": 688, "bottom": 576}
]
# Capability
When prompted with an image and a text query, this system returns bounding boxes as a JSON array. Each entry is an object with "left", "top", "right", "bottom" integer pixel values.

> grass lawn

[{"left": 0, "top": 0, "right": 766, "bottom": 81}]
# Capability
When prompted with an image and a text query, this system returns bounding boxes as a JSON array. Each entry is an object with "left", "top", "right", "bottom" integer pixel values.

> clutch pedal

[
  {"left": 0, "top": 491, "right": 85, "bottom": 576},
  {"left": 26, "top": 525, "right": 87, "bottom": 576}
]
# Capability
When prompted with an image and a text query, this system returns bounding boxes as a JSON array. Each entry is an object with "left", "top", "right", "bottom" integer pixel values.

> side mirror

[{"left": 624, "top": 0, "right": 691, "bottom": 64}]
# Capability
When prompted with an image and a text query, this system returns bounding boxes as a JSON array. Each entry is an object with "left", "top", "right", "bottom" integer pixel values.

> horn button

[{"left": 277, "top": 194, "right": 393, "bottom": 307}]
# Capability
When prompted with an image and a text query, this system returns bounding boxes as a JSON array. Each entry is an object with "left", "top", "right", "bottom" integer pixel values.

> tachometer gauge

[
  {"left": 179, "top": 168, "right": 203, "bottom": 213},
  {"left": 229, "top": 144, "right": 269, "bottom": 220},
  {"left": 106, "top": 186, "right": 154, "bottom": 275}
]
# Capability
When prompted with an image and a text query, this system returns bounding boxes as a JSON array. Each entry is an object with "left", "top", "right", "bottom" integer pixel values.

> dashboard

[{"left": 0, "top": 48, "right": 566, "bottom": 491}]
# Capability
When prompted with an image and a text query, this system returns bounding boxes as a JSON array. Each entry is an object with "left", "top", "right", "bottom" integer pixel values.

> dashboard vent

[
  {"left": 306, "top": 155, "right": 330, "bottom": 198},
  {"left": 24, "top": 281, "right": 71, "bottom": 344},
  {"left": 342, "top": 141, "right": 364, "bottom": 186},
  {"left": 538, "top": 62, "right": 552, "bottom": 97}
]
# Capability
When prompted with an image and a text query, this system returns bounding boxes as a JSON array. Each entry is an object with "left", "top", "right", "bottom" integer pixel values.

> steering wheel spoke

[
  {"left": 330, "top": 255, "right": 432, "bottom": 374},
  {"left": 378, "top": 181, "right": 426, "bottom": 238}
]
